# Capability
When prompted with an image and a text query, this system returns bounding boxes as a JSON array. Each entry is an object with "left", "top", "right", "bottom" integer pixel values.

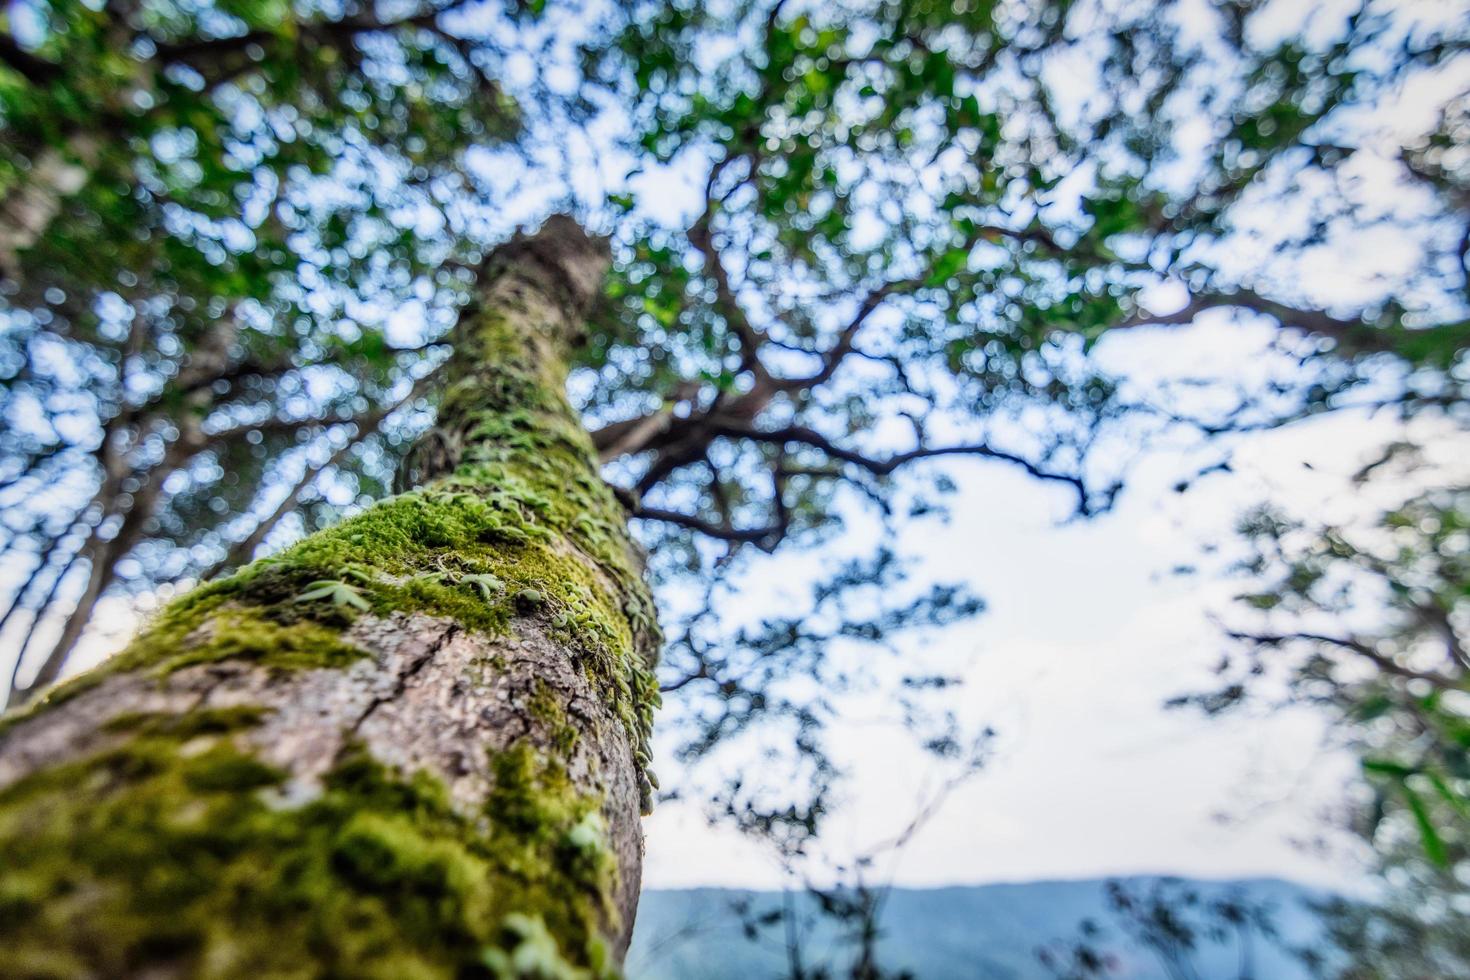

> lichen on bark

[{"left": 0, "top": 216, "right": 658, "bottom": 977}]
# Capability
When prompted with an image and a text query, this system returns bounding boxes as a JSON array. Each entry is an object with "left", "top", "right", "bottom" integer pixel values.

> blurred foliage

[
  {"left": 0, "top": 0, "right": 557, "bottom": 697},
  {"left": 1211, "top": 489, "right": 1469, "bottom": 869},
  {"left": 578, "top": 0, "right": 1470, "bottom": 872},
  {"left": 1174, "top": 481, "right": 1470, "bottom": 976},
  {"left": 1038, "top": 877, "right": 1292, "bottom": 980},
  {"left": 654, "top": 545, "right": 985, "bottom": 858},
  {"left": 587, "top": 0, "right": 1468, "bottom": 525}
]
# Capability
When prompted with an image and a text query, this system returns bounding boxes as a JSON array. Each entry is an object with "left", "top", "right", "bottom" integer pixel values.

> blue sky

[{"left": 638, "top": 345, "right": 1468, "bottom": 892}]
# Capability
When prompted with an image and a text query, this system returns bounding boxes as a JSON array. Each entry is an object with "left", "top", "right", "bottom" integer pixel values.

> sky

[{"left": 638, "top": 326, "right": 1469, "bottom": 894}]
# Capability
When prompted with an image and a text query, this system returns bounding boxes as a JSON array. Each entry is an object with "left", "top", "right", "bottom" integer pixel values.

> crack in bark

[
  {"left": 343, "top": 624, "right": 458, "bottom": 746},
  {"left": 188, "top": 665, "right": 239, "bottom": 713}
]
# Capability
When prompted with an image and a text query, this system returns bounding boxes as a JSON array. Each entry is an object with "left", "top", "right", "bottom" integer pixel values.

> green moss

[
  {"left": 485, "top": 914, "right": 604, "bottom": 980},
  {"left": 484, "top": 743, "right": 618, "bottom": 940},
  {"left": 527, "top": 679, "right": 579, "bottom": 759},
  {"left": 0, "top": 726, "right": 620, "bottom": 978},
  {"left": 102, "top": 706, "right": 270, "bottom": 737},
  {"left": 23, "top": 600, "right": 371, "bottom": 717}
]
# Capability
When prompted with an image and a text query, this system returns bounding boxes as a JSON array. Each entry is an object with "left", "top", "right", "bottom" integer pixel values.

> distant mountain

[{"left": 627, "top": 877, "right": 1329, "bottom": 979}]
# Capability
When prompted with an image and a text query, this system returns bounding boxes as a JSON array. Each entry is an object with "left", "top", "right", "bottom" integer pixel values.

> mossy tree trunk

[{"left": 0, "top": 217, "right": 661, "bottom": 979}]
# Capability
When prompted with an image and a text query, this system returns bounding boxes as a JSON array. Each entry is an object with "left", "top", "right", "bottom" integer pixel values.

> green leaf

[
  {"left": 461, "top": 573, "right": 505, "bottom": 601},
  {"left": 1402, "top": 783, "right": 1449, "bottom": 867},
  {"left": 1425, "top": 772, "right": 1470, "bottom": 822},
  {"left": 926, "top": 247, "right": 969, "bottom": 286},
  {"left": 294, "top": 580, "right": 371, "bottom": 612}
]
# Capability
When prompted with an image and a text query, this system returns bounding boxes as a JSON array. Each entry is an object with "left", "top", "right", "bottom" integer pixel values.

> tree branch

[
  {"left": 152, "top": 1, "right": 473, "bottom": 72},
  {"left": 633, "top": 450, "right": 794, "bottom": 552},
  {"left": 198, "top": 372, "right": 434, "bottom": 579},
  {"left": 632, "top": 504, "right": 784, "bottom": 545},
  {"left": 774, "top": 278, "right": 913, "bottom": 392},
  {"left": 1119, "top": 287, "right": 1466, "bottom": 361},
  {"left": 1226, "top": 628, "right": 1463, "bottom": 690},
  {"left": 774, "top": 220, "right": 1053, "bottom": 392},
  {"left": 714, "top": 422, "right": 1101, "bottom": 512}
]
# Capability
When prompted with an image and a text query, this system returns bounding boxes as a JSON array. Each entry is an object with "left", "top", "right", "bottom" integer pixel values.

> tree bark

[{"left": 0, "top": 216, "right": 661, "bottom": 978}]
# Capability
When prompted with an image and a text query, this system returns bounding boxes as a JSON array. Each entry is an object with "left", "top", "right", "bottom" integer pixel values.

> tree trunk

[{"left": 0, "top": 216, "right": 661, "bottom": 978}]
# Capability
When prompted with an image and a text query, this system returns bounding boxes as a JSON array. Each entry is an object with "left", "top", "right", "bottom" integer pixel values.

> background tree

[
  {"left": 1176, "top": 473, "right": 1470, "bottom": 978},
  {"left": 1037, "top": 877, "right": 1288, "bottom": 980},
  {"left": 0, "top": 0, "right": 1467, "bottom": 975},
  {"left": 0, "top": 0, "right": 565, "bottom": 702}
]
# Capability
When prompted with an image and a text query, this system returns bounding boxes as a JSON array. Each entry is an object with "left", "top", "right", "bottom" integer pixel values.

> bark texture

[{"left": 0, "top": 216, "right": 660, "bottom": 979}]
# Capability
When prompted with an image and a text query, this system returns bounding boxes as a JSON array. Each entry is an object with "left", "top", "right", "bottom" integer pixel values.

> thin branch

[
  {"left": 774, "top": 278, "right": 913, "bottom": 392},
  {"left": 714, "top": 422, "right": 1098, "bottom": 510},
  {"left": 1226, "top": 628, "right": 1463, "bottom": 690},
  {"left": 658, "top": 662, "right": 711, "bottom": 694},
  {"left": 632, "top": 505, "right": 784, "bottom": 546},
  {"left": 774, "top": 220, "right": 1055, "bottom": 392},
  {"left": 688, "top": 206, "right": 772, "bottom": 380},
  {"left": 633, "top": 448, "right": 795, "bottom": 551},
  {"left": 0, "top": 443, "right": 67, "bottom": 498},
  {"left": 151, "top": 1, "right": 473, "bottom": 67},
  {"left": 591, "top": 381, "right": 700, "bottom": 463},
  {"left": 1119, "top": 287, "right": 1464, "bottom": 360},
  {"left": 4, "top": 539, "right": 86, "bottom": 706},
  {"left": 197, "top": 436, "right": 351, "bottom": 582},
  {"left": 0, "top": 537, "right": 62, "bottom": 639},
  {"left": 198, "top": 371, "right": 435, "bottom": 580}
]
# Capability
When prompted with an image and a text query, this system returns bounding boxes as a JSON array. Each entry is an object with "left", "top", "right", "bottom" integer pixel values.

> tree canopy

[{"left": 590, "top": 0, "right": 1470, "bottom": 856}]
